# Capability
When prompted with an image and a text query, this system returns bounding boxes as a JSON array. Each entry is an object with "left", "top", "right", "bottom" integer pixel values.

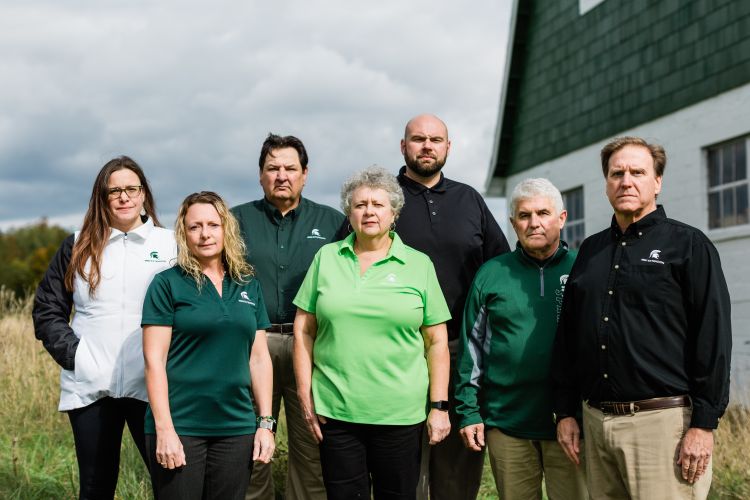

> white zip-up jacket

[{"left": 33, "top": 219, "right": 176, "bottom": 411}]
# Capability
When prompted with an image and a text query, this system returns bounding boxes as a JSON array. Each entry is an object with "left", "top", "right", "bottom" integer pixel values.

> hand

[
  {"left": 556, "top": 417, "right": 581, "bottom": 465},
  {"left": 155, "top": 428, "right": 186, "bottom": 469},
  {"left": 253, "top": 428, "right": 276, "bottom": 463},
  {"left": 459, "top": 423, "right": 485, "bottom": 451},
  {"left": 297, "top": 390, "right": 324, "bottom": 443},
  {"left": 677, "top": 427, "right": 713, "bottom": 484},
  {"left": 426, "top": 409, "right": 451, "bottom": 445}
]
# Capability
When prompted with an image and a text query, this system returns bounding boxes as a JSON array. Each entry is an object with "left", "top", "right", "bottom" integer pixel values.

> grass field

[{"left": 1, "top": 290, "right": 747, "bottom": 499}]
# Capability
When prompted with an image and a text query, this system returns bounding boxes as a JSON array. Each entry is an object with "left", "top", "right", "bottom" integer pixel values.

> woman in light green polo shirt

[
  {"left": 142, "top": 192, "right": 275, "bottom": 500},
  {"left": 293, "top": 166, "right": 451, "bottom": 500}
]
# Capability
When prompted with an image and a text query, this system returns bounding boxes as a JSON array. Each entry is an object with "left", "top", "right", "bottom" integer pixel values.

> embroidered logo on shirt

[
  {"left": 238, "top": 291, "right": 256, "bottom": 305},
  {"left": 306, "top": 228, "right": 326, "bottom": 240},
  {"left": 144, "top": 250, "right": 166, "bottom": 263},
  {"left": 384, "top": 273, "right": 397, "bottom": 283},
  {"left": 555, "top": 274, "right": 569, "bottom": 321},
  {"left": 641, "top": 249, "right": 665, "bottom": 265}
]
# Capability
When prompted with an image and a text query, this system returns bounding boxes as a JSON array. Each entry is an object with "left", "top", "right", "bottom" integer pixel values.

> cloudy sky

[{"left": 0, "top": 1, "right": 512, "bottom": 231}]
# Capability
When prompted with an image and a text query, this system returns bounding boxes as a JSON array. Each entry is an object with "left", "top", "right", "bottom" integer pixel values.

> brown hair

[
  {"left": 65, "top": 156, "right": 161, "bottom": 294},
  {"left": 600, "top": 137, "right": 666, "bottom": 177},
  {"left": 174, "top": 191, "right": 253, "bottom": 289}
]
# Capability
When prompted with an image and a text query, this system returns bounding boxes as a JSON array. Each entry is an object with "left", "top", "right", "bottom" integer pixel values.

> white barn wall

[{"left": 501, "top": 83, "right": 750, "bottom": 394}]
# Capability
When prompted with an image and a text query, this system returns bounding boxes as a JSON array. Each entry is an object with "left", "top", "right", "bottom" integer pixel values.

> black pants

[
  {"left": 67, "top": 396, "right": 148, "bottom": 500},
  {"left": 146, "top": 434, "right": 254, "bottom": 500},
  {"left": 319, "top": 418, "right": 423, "bottom": 500}
]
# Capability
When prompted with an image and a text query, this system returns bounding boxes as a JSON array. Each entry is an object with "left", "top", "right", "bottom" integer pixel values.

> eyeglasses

[{"left": 107, "top": 185, "right": 143, "bottom": 199}]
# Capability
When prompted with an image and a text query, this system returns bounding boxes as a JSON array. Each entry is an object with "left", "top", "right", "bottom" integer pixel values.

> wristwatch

[
  {"left": 257, "top": 416, "right": 277, "bottom": 433},
  {"left": 430, "top": 400, "right": 450, "bottom": 411}
]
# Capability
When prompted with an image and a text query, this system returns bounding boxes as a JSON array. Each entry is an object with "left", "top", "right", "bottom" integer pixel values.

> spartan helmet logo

[
  {"left": 150, "top": 251, "right": 159, "bottom": 259},
  {"left": 560, "top": 274, "right": 569, "bottom": 286},
  {"left": 311, "top": 228, "right": 321, "bottom": 237},
  {"left": 649, "top": 250, "right": 661, "bottom": 259},
  {"left": 240, "top": 291, "right": 250, "bottom": 301}
]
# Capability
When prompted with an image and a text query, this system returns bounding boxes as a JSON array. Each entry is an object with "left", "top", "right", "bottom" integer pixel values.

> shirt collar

[
  {"left": 397, "top": 166, "right": 447, "bottom": 194},
  {"left": 262, "top": 196, "right": 303, "bottom": 222},
  {"left": 609, "top": 205, "right": 666, "bottom": 240},
  {"left": 339, "top": 231, "right": 407, "bottom": 264},
  {"left": 515, "top": 240, "right": 569, "bottom": 267},
  {"left": 109, "top": 217, "right": 154, "bottom": 242}
]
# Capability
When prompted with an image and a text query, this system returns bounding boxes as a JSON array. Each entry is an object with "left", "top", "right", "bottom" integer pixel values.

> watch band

[
  {"left": 430, "top": 400, "right": 450, "bottom": 411},
  {"left": 257, "top": 415, "right": 277, "bottom": 433}
]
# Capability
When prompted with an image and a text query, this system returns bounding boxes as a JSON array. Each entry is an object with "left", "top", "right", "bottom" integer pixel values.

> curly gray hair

[{"left": 340, "top": 166, "right": 405, "bottom": 218}]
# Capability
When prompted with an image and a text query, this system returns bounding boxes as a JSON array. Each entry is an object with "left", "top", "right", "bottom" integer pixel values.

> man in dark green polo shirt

[{"left": 232, "top": 133, "right": 344, "bottom": 500}]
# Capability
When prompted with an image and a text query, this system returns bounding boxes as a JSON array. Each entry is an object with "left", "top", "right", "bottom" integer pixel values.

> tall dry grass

[
  {"left": 0, "top": 290, "right": 149, "bottom": 499},
  {"left": 1, "top": 287, "right": 747, "bottom": 499}
]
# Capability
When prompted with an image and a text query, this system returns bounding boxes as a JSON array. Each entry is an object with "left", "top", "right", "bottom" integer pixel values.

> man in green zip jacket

[{"left": 454, "top": 178, "right": 587, "bottom": 500}]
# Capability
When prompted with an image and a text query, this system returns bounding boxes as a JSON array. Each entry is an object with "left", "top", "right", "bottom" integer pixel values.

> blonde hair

[{"left": 174, "top": 191, "right": 253, "bottom": 289}]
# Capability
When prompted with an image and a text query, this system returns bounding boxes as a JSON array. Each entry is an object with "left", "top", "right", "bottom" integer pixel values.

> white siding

[{"left": 501, "top": 83, "right": 750, "bottom": 395}]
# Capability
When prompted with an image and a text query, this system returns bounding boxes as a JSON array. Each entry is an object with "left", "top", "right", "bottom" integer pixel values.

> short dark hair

[
  {"left": 600, "top": 137, "right": 666, "bottom": 177},
  {"left": 258, "top": 133, "right": 309, "bottom": 171}
]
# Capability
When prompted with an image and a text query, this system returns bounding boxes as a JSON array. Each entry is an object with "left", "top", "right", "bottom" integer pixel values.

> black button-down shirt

[
  {"left": 394, "top": 166, "right": 510, "bottom": 340},
  {"left": 552, "top": 206, "right": 732, "bottom": 428},
  {"left": 232, "top": 197, "right": 344, "bottom": 324}
]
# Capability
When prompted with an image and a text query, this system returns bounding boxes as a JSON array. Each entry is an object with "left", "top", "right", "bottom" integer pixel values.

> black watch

[{"left": 430, "top": 400, "right": 450, "bottom": 411}]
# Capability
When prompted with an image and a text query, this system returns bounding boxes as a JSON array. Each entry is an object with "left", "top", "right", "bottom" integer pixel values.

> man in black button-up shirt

[
  {"left": 394, "top": 114, "right": 510, "bottom": 500},
  {"left": 552, "top": 137, "right": 731, "bottom": 499}
]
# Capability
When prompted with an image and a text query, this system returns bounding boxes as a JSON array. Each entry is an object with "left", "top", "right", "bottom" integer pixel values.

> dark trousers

[
  {"left": 319, "top": 418, "right": 423, "bottom": 500},
  {"left": 146, "top": 434, "right": 254, "bottom": 500},
  {"left": 67, "top": 396, "right": 148, "bottom": 500}
]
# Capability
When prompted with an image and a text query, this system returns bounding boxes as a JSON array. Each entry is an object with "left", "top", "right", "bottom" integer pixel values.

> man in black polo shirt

[
  {"left": 395, "top": 114, "right": 510, "bottom": 500},
  {"left": 232, "top": 134, "right": 344, "bottom": 500},
  {"left": 552, "top": 137, "right": 731, "bottom": 499}
]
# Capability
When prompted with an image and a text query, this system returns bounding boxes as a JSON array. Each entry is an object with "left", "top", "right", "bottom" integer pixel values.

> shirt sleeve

[
  {"left": 293, "top": 249, "right": 322, "bottom": 313},
  {"left": 141, "top": 273, "right": 175, "bottom": 326},
  {"left": 683, "top": 238, "right": 732, "bottom": 429},
  {"left": 253, "top": 279, "right": 272, "bottom": 330},
  {"left": 454, "top": 274, "right": 486, "bottom": 428},
  {"left": 422, "top": 258, "right": 451, "bottom": 326},
  {"left": 32, "top": 234, "right": 78, "bottom": 370},
  {"left": 479, "top": 195, "right": 511, "bottom": 261},
  {"left": 551, "top": 243, "right": 587, "bottom": 418}
]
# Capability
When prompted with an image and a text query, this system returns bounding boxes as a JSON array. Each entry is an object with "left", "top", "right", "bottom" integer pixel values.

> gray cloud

[{"left": 0, "top": 1, "right": 511, "bottom": 229}]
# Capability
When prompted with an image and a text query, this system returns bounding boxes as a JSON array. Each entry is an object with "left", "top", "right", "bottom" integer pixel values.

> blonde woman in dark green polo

[
  {"left": 293, "top": 166, "right": 452, "bottom": 500},
  {"left": 142, "top": 192, "right": 275, "bottom": 500}
]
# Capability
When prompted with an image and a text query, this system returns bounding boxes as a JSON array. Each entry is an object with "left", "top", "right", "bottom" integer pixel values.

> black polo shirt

[
  {"left": 232, "top": 197, "right": 345, "bottom": 324},
  {"left": 394, "top": 166, "right": 510, "bottom": 340},
  {"left": 551, "top": 206, "right": 732, "bottom": 429}
]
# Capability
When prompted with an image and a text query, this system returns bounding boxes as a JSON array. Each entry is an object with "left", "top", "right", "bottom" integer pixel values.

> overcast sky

[{"left": 0, "top": 1, "right": 512, "bottom": 231}]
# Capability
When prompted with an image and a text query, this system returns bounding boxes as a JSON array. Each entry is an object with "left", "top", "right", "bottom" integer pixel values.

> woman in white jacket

[{"left": 33, "top": 156, "right": 176, "bottom": 499}]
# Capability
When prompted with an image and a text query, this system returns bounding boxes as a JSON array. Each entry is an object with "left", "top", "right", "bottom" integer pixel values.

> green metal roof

[{"left": 491, "top": 0, "right": 750, "bottom": 181}]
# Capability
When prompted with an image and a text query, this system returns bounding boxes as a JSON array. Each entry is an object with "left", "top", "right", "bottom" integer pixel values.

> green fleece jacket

[{"left": 454, "top": 243, "right": 576, "bottom": 440}]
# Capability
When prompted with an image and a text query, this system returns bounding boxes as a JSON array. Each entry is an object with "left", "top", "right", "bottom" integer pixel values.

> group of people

[{"left": 32, "top": 113, "right": 731, "bottom": 500}]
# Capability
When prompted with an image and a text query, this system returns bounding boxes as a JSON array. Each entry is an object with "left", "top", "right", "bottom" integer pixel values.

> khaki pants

[
  {"left": 417, "top": 339, "right": 485, "bottom": 500},
  {"left": 246, "top": 333, "right": 326, "bottom": 500},
  {"left": 582, "top": 402, "right": 712, "bottom": 500},
  {"left": 486, "top": 428, "right": 588, "bottom": 500}
]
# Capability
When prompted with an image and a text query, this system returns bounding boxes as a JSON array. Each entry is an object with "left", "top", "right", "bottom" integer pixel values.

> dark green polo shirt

[
  {"left": 231, "top": 197, "right": 344, "bottom": 324},
  {"left": 141, "top": 266, "right": 271, "bottom": 436}
]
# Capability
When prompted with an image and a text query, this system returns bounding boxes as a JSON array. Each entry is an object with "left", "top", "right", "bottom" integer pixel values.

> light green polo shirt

[
  {"left": 142, "top": 266, "right": 271, "bottom": 436},
  {"left": 293, "top": 232, "right": 450, "bottom": 425}
]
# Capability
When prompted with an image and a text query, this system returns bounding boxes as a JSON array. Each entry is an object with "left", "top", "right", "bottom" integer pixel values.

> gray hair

[
  {"left": 509, "top": 178, "right": 564, "bottom": 218},
  {"left": 340, "top": 166, "right": 405, "bottom": 218}
]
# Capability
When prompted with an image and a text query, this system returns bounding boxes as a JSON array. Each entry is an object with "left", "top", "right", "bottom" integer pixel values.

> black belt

[
  {"left": 593, "top": 395, "right": 690, "bottom": 416},
  {"left": 267, "top": 323, "right": 294, "bottom": 334}
]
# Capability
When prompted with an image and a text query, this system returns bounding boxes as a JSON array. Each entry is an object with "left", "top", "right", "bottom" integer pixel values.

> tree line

[{"left": 0, "top": 219, "right": 69, "bottom": 297}]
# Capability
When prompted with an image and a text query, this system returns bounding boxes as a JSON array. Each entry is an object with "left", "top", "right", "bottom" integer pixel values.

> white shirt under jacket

[{"left": 59, "top": 219, "right": 176, "bottom": 411}]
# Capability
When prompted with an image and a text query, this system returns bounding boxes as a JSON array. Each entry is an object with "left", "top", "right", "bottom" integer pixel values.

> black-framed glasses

[{"left": 107, "top": 185, "right": 143, "bottom": 199}]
